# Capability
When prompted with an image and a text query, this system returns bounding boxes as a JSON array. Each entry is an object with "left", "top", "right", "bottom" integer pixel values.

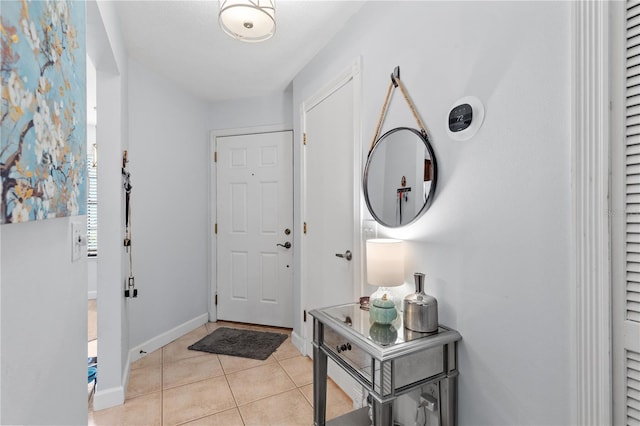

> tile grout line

[
  {"left": 295, "top": 386, "right": 314, "bottom": 411},
  {"left": 161, "top": 360, "right": 226, "bottom": 392},
  {"left": 174, "top": 408, "right": 245, "bottom": 426},
  {"left": 170, "top": 354, "right": 246, "bottom": 426},
  {"left": 233, "top": 385, "right": 310, "bottom": 414},
  {"left": 227, "top": 362, "right": 298, "bottom": 408},
  {"left": 220, "top": 354, "right": 280, "bottom": 377},
  {"left": 275, "top": 354, "right": 298, "bottom": 389},
  {"left": 221, "top": 356, "right": 243, "bottom": 418},
  {"left": 228, "top": 355, "right": 313, "bottom": 412},
  {"left": 223, "top": 354, "right": 249, "bottom": 426},
  {"left": 279, "top": 357, "right": 314, "bottom": 411}
]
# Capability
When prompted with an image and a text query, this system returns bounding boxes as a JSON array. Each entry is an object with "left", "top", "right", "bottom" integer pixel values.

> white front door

[
  {"left": 216, "top": 131, "right": 293, "bottom": 327},
  {"left": 302, "top": 64, "right": 361, "bottom": 353}
]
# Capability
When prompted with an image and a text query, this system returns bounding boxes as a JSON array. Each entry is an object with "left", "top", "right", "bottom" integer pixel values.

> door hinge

[
  {"left": 303, "top": 133, "right": 307, "bottom": 145},
  {"left": 214, "top": 151, "right": 218, "bottom": 162},
  {"left": 215, "top": 223, "right": 218, "bottom": 234},
  {"left": 303, "top": 309, "right": 307, "bottom": 322},
  {"left": 304, "top": 222, "right": 307, "bottom": 234},
  {"left": 215, "top": 293, "right": 218, "bottom": 305}
]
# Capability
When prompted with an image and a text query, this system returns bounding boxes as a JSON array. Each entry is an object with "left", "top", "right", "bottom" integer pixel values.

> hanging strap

[
  {"left": 127, "top": 200, "right": 133, "bottom": 278},
  {"left": 122, "top": 151, "right": 135, "bottom": 283},
  {"left": 369, "top": 66, "right": 428, "bottom": 155}
]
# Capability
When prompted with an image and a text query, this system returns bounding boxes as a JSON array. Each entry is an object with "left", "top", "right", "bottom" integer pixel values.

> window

[{"left": 87, "top": 143, "right": 97, "bottom": 256}]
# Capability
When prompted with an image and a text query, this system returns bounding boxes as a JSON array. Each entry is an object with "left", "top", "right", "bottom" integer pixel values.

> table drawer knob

[{"left": 336, "top": 343, "right": 352, "bottom": 353}]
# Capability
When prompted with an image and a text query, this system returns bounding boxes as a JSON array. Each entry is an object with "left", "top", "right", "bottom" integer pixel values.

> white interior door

[
  {"left": 216, "top": 131, "right": 293, "bottom": 327},
  {"left": 302, "top": 67, "right": 361, "bottom": 353}
]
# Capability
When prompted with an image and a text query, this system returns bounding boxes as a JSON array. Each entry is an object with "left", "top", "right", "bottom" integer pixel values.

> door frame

[
  {"left": 299, "top": 57, "right": 363, "bottom": 352},
  {"left": 572, "top": 1, "right": 614, "bottom": 424},
  {"left": 209, "top": 124, "right": 292, "bottom": 322}
]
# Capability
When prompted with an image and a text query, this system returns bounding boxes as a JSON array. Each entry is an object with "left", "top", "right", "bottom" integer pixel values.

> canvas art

[{"left": 0, "top": 0, "right": 86, "bottom": 224}]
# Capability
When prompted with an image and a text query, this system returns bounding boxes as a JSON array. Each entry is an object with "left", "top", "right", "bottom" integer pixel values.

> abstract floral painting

[{"left": 0, "top": 0, "right": 86, "bottom": 224}]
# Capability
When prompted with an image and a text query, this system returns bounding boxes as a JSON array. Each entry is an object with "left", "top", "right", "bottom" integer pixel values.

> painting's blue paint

[{"left": 1, "top": 0, "right": 87, "bottom": 224}]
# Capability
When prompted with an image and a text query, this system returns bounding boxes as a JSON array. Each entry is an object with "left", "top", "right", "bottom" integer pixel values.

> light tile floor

[{"left": 89, "top": 322, "right": 354, "bottom": 425}]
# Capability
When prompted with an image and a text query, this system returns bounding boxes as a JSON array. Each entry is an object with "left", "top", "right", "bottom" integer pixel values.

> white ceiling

[{"left": 115, "top": 1, "right": 365, "bottom": 103}]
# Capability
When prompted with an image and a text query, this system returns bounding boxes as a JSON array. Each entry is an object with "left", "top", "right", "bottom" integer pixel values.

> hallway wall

[
  {"left": 293, "top": 1, "right": 572, "bottom": 425},
  {"left": 87, "top": 0, "right": 131, "bottom": 410},
  {"left": 127, "top": 59, "right": 211, "bottom": 349},
  {"left": 0, "top": 219, "right": 88, "bottom": 425},
  {"left": 0, "top": 0, "right": 90, "bottom": 422},
  {"left": 208, "top": 89, "right": 293, "bottom": 131}
]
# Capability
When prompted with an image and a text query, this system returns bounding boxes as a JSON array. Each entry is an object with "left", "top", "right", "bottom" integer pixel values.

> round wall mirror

[{"left": 363, "top": 127, "right": 438, "bottom": 227}]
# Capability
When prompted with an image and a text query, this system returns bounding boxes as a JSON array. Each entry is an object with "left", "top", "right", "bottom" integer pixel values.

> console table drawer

[
  {"left": 323, "top": 325, "right": 371, "bottom": 374},
  {"left": 394, "top": 347, "right": 444, "bottom": 388},
  {"left": 322, "top": 322, "right": 445, "bottom": 393}
]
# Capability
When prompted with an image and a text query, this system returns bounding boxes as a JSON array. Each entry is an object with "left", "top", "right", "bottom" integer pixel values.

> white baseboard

[
  {"left": 291, "top": 330, "right": 305, "bottom": 355},
  {"left": 93, "top": 385, "right": 124, "bottom": 411},
  {"left": 128, "top": 313, "right": 209, "bottom": 364},
  {"left": 92, "top": 348, "right": 131, "bottom": 411},
  {"left": 88, "top": 291, "right": 97, "bottom": 300}
]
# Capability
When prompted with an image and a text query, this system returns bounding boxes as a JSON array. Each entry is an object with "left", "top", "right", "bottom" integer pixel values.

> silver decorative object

[{"left": 403, "top": 272, "right": 438, "bottom": 333}]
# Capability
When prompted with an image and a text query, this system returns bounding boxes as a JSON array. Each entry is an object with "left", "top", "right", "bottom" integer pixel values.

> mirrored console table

[{"left": 309, "top": 303, "right": 461, "bottom": 426}]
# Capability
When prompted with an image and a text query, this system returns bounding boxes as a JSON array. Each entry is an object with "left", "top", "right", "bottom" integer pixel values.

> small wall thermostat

[
  {"left": 449, "top": 104, "right": 473, "bottom": 133},
  {"left": 446, "top": 96, "right": 484, "bottom": 141}
]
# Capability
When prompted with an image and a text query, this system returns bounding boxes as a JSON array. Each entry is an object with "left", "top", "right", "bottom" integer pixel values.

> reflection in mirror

[{"left": 363, "top": 127, "right": 437, "bottom": 227}]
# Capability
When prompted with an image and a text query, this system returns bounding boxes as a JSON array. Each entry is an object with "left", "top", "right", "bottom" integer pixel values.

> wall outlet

[
  {"left": 419, "top": 392, "right": 438, "bottom": 412},
  {"left": 362, "top": 219, "right": 378, "bottom": 240},
  {"left": 70, "top": 219, "right": 85, "bottom": 262},
  {"left": 421, "top": 382, "right": 439, "bottom": 403}
]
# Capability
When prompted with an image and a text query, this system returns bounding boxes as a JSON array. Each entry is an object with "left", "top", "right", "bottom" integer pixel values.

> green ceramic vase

[{"left": 369, "top": 296, "right": 397, "bottom": 324}]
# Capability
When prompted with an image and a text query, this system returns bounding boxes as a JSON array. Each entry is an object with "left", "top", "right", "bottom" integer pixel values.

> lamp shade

[
  {"left": 219, "top": 0, "right": 275, "bottom": 42},
  {"left": 366, "top": 239, "right": 404, "bottom": 287}
]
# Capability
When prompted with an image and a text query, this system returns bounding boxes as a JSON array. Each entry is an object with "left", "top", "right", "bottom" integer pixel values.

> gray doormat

[{"left": 188, "top": 327, "right": 288, "bottom": 360}]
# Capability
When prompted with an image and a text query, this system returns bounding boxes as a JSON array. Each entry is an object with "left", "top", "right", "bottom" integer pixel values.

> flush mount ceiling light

[{"left": 219, "top": 0, "right": 275, "bottom": 42}]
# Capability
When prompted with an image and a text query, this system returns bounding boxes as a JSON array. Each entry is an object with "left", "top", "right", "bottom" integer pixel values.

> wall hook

[{"left": 390, "top": 66, "right": 400, "bottom": 87}]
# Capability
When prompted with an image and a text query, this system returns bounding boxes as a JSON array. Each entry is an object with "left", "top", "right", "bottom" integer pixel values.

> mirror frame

[{"left": 363, "top": 127, "right": 438, "bottom": 228}]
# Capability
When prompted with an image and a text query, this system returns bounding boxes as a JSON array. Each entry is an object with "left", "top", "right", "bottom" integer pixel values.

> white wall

[
  {"left": 88, "top": 258, "right": 98, "bottom": 299},
  {"left": 208, "top": 90, "right": 293, "bottom": 130},
  {"left": 87, "top": 0, "right": 131, "bottom": 410},
  {"left": 0, "top": 0, "right": 91, "bottom": 421},
  {"left": 0, "top": 221, "right": 2, "bottom": 416},
  {"left": 0, "top": 1, "right": 131, "bottom": 420},
  {"left": 293, "top": 2, "right": 572, "bottom": 425},
  {"left": 127, "top": 59, "right": 210, "bottom": 349},
  {"left": 1, "top": 219, "right": 88, "bottom": 425}
]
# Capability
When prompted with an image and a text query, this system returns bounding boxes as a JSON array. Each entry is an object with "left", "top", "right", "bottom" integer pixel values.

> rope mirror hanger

[{"left": 369, "top": 66, "right": 430, "bottom": 155}]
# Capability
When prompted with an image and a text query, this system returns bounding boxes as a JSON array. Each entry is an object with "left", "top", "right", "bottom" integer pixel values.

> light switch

[{"left": 71, "top": 219, "right": 85, "bottom": 262}]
